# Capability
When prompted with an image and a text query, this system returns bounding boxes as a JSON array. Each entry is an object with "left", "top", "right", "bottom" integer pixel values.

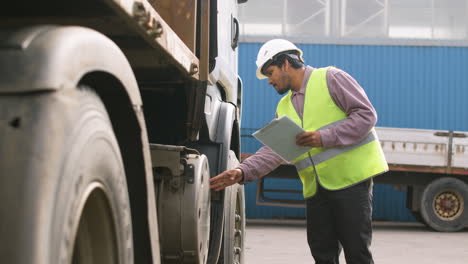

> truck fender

[
  {"left": 215, "top": 102, "right": 236, "bottom": 144},
  {"left": 0, "top": 25, "right": 159, "bottom": 263},
  {"left": 0, "top": 25, "right": 140, "bottom": 105},
  {"left": 215, "top": 101, "right": 240, "bottom": 167}
]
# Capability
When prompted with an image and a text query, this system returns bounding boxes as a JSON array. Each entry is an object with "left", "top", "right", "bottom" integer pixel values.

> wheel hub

[
  {"left": 434, "top": 191, "right": 461, "bottom": 220},
  {"left": 72, "top": 185, "right": 118, "bottom": 264},
  {"left": 157, "top": 153, "right": 211, "bottom": 264}
]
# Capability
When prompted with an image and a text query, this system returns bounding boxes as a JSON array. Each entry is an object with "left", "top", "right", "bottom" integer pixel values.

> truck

[
  {"left": 253, "top": 127, "right": 468, "bottom": 232},
  {"left": 0, "top": 0, "right": 247, "bottom": 263}
]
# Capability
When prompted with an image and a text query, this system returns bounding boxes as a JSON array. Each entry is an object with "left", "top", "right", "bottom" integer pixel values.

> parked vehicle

[
  {"left": 254, "top": 127, "right": 468, "bottom": 232},
  {"left": 0, "top": 0, "right": 247, "bottom": 263}
]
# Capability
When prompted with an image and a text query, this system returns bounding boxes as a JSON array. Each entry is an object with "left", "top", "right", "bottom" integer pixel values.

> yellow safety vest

[{"left": 276, "top": 67, "right": 388, "bottom": 198}]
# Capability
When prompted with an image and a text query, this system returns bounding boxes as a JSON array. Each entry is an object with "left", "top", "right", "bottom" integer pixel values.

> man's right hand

[
  {"left": 296, "top": 131, "right": 322, "bottom": 147},
  {"left": 209, "top": 169, "right": 243, "bottom": 191}
]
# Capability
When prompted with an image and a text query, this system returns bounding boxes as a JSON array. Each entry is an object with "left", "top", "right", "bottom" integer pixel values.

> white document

[{"left": 253, "top": 115, "right": 311, "bottom": 162}]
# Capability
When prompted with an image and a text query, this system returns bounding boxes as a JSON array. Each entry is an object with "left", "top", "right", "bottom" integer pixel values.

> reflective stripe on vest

[{"left": 295, "top": 129, "right": 377, "bottom": 171}]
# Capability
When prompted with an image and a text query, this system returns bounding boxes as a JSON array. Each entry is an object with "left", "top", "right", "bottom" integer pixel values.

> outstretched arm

[{"left": 210, "top": 145, "right": 284, "bottom": 191}]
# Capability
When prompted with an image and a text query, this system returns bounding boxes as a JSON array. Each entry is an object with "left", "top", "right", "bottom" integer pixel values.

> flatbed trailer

[{"left": 254, "top": 127, "right": 468, "bottom": 232}]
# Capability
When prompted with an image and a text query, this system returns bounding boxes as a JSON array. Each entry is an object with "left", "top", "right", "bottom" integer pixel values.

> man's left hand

[{"left": 296, "top": 131, "right": 322, "bottom": 147}]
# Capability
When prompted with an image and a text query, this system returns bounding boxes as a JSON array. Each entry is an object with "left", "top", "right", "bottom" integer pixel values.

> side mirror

[{"left": 238, "top": 0, "right": 248, "bottom": 4}]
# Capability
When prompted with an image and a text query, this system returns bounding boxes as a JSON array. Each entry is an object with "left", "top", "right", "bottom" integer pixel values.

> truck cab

[{"left": 0, "top": 0, "right": 248, "bottom": 263}]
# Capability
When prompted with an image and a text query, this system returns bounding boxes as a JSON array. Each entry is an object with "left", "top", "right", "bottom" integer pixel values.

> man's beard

[
  {"left": 276, "top": 86, "right": 290, "bottom": 95},
  {"left": 276, "top": 72, "right": 291, "bottom": 95}
]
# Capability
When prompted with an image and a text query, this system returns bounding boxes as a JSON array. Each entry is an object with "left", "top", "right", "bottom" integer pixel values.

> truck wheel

[
  {"left": 420, "top": 177, "right": 468, "bottom": 232},
  {"left": 63, "top": 88, "right": 134, "bottom": 264},
  {"left": 0, "top": 88, "right": 133, "bottom": 263},
  {"left": 218, "top": 184, "right": 246, "bottom": 264}
]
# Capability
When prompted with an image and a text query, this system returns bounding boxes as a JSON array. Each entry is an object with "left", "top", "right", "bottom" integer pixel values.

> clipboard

[{"left": 253, "top": 115, "right": 311, "bottom": 161}]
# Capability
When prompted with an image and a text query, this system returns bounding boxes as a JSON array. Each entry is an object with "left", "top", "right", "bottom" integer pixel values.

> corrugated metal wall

[{"left": 238, "top": 42, "right": 468, "bottom": 221}]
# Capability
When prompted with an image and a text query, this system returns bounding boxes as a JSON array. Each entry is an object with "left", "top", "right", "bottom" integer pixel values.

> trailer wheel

[
  {"left": 420, "top": 177, "right": 468, "bottom": 232},
  {"left": 218, "top": 184, "right": 246, "bottom": 264},
  {"left": 0, "top": 88, "right": 133, "bottom": 263}
]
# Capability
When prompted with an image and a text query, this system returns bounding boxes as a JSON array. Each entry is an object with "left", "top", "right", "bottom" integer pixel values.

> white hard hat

[{"left": 255, "top": 39, "right": 303, "bottom": 79}]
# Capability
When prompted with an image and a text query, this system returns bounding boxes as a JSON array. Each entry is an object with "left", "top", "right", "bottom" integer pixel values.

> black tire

[
  {"left": 218, "top": 184, "right": 246, "bottom": 264},
  {"left": 0, "top": 88, "right": 133, "bottom": 263},
  {"left": 420, "top": 177, "right": 468, "bottom": 232}
]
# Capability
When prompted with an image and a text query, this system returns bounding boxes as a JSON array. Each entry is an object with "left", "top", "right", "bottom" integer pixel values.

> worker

[{"left": 210, "top": 38, "right": 388, "bottom": 264}]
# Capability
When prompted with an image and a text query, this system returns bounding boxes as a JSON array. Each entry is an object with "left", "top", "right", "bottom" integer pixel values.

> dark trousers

[{"left": 306, "top": 179, "right": 374, "bottom": 264}]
